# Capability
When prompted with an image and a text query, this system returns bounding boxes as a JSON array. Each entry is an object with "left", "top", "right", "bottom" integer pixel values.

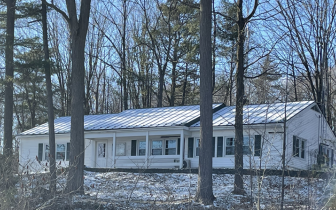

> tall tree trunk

[
  {"left": 195, "top": 0, "right": 215, "bottom": 205},
  {"left": 46, "top": 0, "right": 92, "bottom": 194},
  {"left": 42, "top": 0, "right": 56, "bottom": 194},
  {"left": 4, "top": 0, "right": 16, "bottom": 158},
  {"left": 234, "top": 0, "right": 246, "bottom": 194},
  {"left": 233, "top": 0, "right": 258, "bottom": 195}
]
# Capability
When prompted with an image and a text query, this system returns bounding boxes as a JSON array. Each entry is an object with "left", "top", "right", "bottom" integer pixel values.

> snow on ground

[
  {"left": 78, "top": 171, "right": 334, "bottom": 209},
  {"left": 17, "top": 171, "right": 336, "bottom": 209}
]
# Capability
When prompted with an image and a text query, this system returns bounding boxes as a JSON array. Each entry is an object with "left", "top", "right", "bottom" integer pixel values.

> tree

[
  {"left": 42, "top": 0, "right": 56, "bottom": 194},
  {"left": 233, "top": 0, "right": 258, "bottom": 195},
  {"left": 274, "top": 0, "right": 336, "bottom": 125},
  {"left": 195, "top": 0, "right": 215, "bottom": 205},
  {"left": 46, "top": 0, "right": 91, "bottom": 194},
  {"left": 3, "top": 0, "right": 16, "bottom": 158}
]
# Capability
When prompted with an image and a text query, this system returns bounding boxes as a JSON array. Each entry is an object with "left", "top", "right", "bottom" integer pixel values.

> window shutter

[
  {"left": 38, "top": 143, "right": 43, "bottom": 161},
  {"left": 254, "top": 135, "right": 261, "bottom": 156},
  {"left": 212, "top": 137, "right": 215, "bottom": 157},
  {"left": 188, "top": 138, "right": 194, "bottom": 158},
  {"left": 217, "top": 137, "right": 223, "bottom": 157},
  {"left": 66, "top": 143, "right": 70, "bottom": 161},
  {"left": 131, "top": 140, "right": 137, "bottom": 156},
  {"left": 177, "top": 138, "right": 180, "bottom": 155}
]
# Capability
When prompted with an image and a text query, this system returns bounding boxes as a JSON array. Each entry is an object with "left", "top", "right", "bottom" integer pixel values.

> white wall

[
  {"left": 286, "top": 106, "right": 335, "bottom": 170},
  {"left": 185, "top": 126, "right": 284, "bottom": 169},
  {"left": 19, "top": 135, "right": 70, "bottom": 173}
]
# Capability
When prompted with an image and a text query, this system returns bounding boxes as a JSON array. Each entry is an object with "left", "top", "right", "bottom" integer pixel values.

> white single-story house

[{"left": 17, "top": 101, "right": 336, "bottom": 172}]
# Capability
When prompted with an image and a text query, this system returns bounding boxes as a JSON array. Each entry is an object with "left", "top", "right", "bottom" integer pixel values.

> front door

[{"left": 96, "top": 141, "right": 107, "bottom": 168}]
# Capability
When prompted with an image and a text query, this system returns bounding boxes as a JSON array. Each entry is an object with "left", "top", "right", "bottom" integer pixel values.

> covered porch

[{"left": 84, "top": 128, "right": 191, "bottom": 169}]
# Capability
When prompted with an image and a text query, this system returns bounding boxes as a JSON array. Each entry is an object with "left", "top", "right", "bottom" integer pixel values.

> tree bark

[
  {"left": 62, "top": 0, "right": 91, "bottom": 194},
  {"left": 233, "top": 0, "right": 258, "bottom": 195},
  {"left": 4, "top": 0, "right": 16, "bottom": 158},
  {"left": 195, "top": 0, "right": 215, "bottom": 205},
  {"left": 42, "top": 0, "right": 56, "bottom": 194}
]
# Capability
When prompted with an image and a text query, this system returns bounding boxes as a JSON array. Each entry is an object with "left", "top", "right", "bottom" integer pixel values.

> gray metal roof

[
  {"left": 19, "top": 101, "right": 314, "bottom": 136},
  {"left": 20, "top": 104, "right": 221, "bottom": 136},
  {"left": 191, "top": 101, "right": 314, "bottom": 127}
]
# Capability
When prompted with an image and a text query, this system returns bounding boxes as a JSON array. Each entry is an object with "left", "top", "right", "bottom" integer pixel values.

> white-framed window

[
  {"left": 138, "top": 141, "right": 146, "bottom": 156},
  {"left": 225, "top": 137, "right": 253, "bottom": 155},
  {"left": 225, "top": 137, "right": 235, "bottom": 155},
  {"left": 56, "top": 144, "right": 66, "bottom": 160},
  {"left": 152, "top": 140, "right": 163, "bottom": 155},
  {"left": 116, "top": 142, "right": 126, "bottom": 156},
  {"left": 165, "top": 140, "right": 177, "bottom": 155},
  {"left": 195, "top": 139, "right": 200, "bottom": 157},
  {"left": 39, "top": 143, "right": 70, "bottom": 161},
  {"left": 243, "top": 136, "right": 253, "bottom": 155},
  {"left": 293, "top": 136, "right": 305, "bottom": 159}
]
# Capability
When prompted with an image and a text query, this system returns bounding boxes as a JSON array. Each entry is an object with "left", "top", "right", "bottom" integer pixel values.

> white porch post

[
  {"left": 112, "top": 133, "right": 116, "bottom": 168},
  {"left": 179, "top": 130, "right": 184, "bottom": 169},
  {"left": 145, "top": 131, "right": 149, "bottom": 169}
]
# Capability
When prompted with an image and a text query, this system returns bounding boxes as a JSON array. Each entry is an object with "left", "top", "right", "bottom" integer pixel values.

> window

[
  {"left": 225, "top": 137, "right": 254, "bottom": 155},
  {"left": 165, "top": 140, "right": 177, "bottom": 155},
  {"left": 56, "top": 144, "right": 66, "bottom": 160},
  {"left": 243, "top": 136, "right": 253, "bottom": 155},
  {"left": 152, "top": 140, "right": 162, "bottom": 155},
  {"left": 139, "top": 141, "right": 146, "bottom": 156},
  {"left": 319, "top": 143, "right": 334, "bottom": 167},
  {"left": 195, "top": 139, "right": 200, "bottom": 156},
  {"left": 293, "top": 136, "right": 305, "bottom": 159},
  {"left": 116, "top": 142, "right": 126, "bottom": 156},
  {"left": 226, "top": 138, "right": 235, "bottom": 155}
]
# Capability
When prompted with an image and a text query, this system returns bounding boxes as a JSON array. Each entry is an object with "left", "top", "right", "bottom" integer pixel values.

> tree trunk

[
  {"left": 233, "top": 2, "right": 246, "bottom": 194},
  {"left": 41, "top": 0, "right": 56, "bottom": 194},
  {"left": 64, "top": 0, "right": 91, "bottom": 194},
  {"left": 233, "top": 0, "right": 258, "bottom": 195},
  {"left": 195, "top": 0, "right": 215, "bottom": 205},
  {"left": 4, "top": 0, "right": 16, "bottom": 158}
]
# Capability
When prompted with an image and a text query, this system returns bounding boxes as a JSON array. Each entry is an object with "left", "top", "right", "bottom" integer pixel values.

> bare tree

[
  {"left": 46, "top": 0, "right": 91, "bottom": 194},
  {"left": 233, "top": 0, "right": 258, "bottom": 195}
]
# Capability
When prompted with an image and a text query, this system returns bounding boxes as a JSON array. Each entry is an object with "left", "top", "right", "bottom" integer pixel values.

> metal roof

[
  {"left": 191, "top": 101, "right": 314, "bottom": 127},
  {"left": 19, "top": 101, "right": 314, "bottom": 136},
  {"left": 20, "top": 104, "right": 221, "bottom": 136}
]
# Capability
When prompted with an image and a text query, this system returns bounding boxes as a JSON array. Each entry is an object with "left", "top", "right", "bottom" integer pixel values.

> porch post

[
  {"left": 112, "top": 133, "right": 116, "bottom": 168},
  {"left": 145, "top": 131, "right": 149, "bottom": 169},
  {"left": 179, "top": 129, "right": 184, "bottom": 169}
]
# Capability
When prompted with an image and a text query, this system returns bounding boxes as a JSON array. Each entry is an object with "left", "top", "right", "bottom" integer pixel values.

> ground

[{"left": 17, "top": 171, "right": 335, "bottom": 209}]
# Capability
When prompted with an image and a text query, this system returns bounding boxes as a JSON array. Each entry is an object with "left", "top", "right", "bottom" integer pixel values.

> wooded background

[{"left": 0, "top": 0, "right": 335, "bottom": 136}]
